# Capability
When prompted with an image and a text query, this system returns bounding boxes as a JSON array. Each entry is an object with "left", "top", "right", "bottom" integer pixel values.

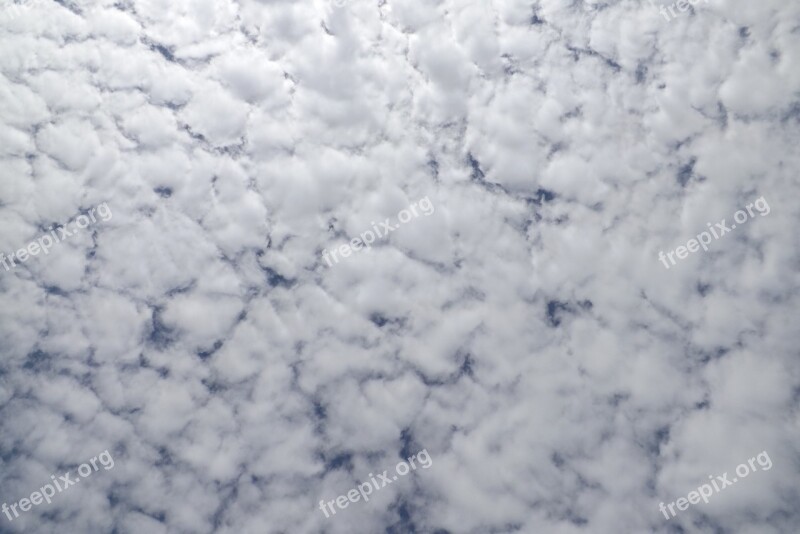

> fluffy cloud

[{"left": 0, "top": 0, "right": 798, "bottom": 532}]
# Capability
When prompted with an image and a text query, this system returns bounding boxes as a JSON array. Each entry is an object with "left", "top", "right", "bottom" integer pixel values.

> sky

[{"left": 0, "top": 0, "right": 799, "bottom": 533}]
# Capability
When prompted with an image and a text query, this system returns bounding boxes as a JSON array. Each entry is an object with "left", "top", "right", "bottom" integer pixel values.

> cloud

[{"left": 0, "top": 0, "right": 798, "bottom": 532}]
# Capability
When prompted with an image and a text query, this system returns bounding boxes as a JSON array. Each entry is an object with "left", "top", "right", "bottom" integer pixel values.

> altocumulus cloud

[{"left": 0, "top": 0, "right": 799, "bottom": 533}]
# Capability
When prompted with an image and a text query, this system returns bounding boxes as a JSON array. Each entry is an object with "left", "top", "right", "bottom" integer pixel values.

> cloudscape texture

[{"left": 0, "top": 0, "right": 798, "bottom": 532}]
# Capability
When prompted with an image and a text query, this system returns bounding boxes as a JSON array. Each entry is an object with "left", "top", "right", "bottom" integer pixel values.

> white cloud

[{"left": 0, "top": 0, "right": 798, "bottom": 532}]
